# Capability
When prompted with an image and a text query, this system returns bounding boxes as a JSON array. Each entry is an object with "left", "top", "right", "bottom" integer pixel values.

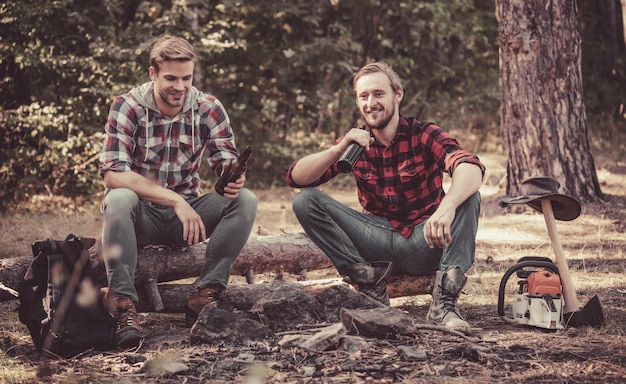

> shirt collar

[{"left": 371, "top": 115, "right": 410, "bottom": 148}]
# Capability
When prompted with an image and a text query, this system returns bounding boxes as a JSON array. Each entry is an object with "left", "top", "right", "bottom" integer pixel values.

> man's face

[
  {"left": 150, "top": 60, "right": 194, "bottom": 116},
  {"left": 354, "top": 72, "right": 402, "bottom": 130}
]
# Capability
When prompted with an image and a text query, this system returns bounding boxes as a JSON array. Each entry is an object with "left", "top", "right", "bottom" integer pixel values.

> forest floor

[{"left": 1, "top": 147, "right": 625, "bottom": 383}]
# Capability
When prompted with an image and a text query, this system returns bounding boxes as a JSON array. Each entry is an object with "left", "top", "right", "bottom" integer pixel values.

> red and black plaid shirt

[{"left": 284, "top": 116, "right": 486, "bottom": 238}]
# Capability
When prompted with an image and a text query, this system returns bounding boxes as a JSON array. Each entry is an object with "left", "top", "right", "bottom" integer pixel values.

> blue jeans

[
  {"left": 292, "top": 188, "right": 480, "bottom": 277},
  {"left": 101, "top": 188, "right": 258, "bottom": 301}
]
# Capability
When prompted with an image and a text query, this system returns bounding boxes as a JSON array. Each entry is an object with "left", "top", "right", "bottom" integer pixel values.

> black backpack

[{"left": 18, "top": 234, "right": 116, "bottom": 357}]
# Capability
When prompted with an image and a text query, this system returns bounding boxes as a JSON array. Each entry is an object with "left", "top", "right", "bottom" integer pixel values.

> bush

[{"left": 0, "top": 103, "right": 104, "bottom": 211}]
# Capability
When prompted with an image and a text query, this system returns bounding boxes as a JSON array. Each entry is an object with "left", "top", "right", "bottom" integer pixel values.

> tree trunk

[
  {"left": 496, "top": 0, "right": 603, "bottom": 201},
  {"left": 621, "top": 0, "right": 626, "bottom": 46}
]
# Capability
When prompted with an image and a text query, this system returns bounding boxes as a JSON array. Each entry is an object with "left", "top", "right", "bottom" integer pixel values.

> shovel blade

[{"left": 564, "top": 295, "right": 606, "bottom": 327}]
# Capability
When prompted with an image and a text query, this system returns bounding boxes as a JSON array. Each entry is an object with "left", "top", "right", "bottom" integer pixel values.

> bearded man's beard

[
  {"left": 159, "top": 89, "right": 186, "bottom": 108},
  {"left": 363, "top": 104, "right": 395, "bottom": 130}
]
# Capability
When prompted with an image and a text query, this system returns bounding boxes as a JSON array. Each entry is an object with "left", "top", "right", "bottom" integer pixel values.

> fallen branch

[{"left": 411, "top": 323, "right": 472, "bottom": 340}]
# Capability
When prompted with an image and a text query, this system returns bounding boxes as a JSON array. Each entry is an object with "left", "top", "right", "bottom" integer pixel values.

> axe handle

[{"left": 541, "top": 199, "right": 581, "bottom": 313}]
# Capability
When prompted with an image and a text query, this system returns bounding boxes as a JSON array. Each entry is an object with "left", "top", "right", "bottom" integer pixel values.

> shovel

[{"left": 541, "top": 199, "right": 606, "bottom": 327}]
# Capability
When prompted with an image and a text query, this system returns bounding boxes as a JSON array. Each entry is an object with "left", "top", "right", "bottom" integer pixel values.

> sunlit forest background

[{"left": 1, "top": 0, "right": 624, "bottom": 211}]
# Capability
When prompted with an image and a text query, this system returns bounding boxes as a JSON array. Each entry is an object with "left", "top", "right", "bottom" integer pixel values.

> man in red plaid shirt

[
  {"left": 99, "top": 36, "right": 257, "bottom": 348},
  {"left": 284, "top": 62, "right": 485, "bottom": 335}
]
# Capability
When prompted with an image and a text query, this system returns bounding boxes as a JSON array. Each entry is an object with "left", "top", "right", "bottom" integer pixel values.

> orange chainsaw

[{"left": 497, "top": 256, "right": 564, "bottom": 330}]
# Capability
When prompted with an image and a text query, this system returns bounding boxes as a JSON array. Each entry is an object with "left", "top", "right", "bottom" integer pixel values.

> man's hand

[
  {"left": 221, "top": 173, "right": 246, "bottom": 199},
  {"left": 423, "top": 162, "right": 483, "bottom": 249},
  {"left": 173, "top": 199, "right": 207, "bottom": 245},
  {"left": 343, "top": 128, "right": 374, "bottom": 150},
  {"left": 424, "top": 202, "right": 456, "bottom": 249}
]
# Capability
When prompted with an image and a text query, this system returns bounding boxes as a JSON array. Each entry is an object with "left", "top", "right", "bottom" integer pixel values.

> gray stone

[
  {"left": 318, "top": 285, "right": 385, "bottom": 322},
  {"left": 340, "top": 306, "right": 418, "bottom": 339},
  {"left": 298, "top": 323, "right": 346, "bottom": 352},
  {"left": 190, "top": 307, "right": 273, "bottom": 345},
  {"left": 397, "top": 345, "right": 428, "bottom": 361},
  {"left": 250, "top": 284, "right": 327, "bottom": 330}
]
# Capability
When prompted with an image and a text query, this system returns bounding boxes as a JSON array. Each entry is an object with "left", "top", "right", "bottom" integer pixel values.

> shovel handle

[{"left": 541, "top": 199, "right": 581, "bottom": 313}]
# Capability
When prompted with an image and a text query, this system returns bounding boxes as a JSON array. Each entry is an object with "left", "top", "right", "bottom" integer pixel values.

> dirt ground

[{"left": 1, "top": 150, "right": 625, "bottom": 383}]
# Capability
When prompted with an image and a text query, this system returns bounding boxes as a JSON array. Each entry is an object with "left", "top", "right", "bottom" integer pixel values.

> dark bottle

[
  {"left": 337, "top": 141, "right": 364, "bottom": 173},
  {"left": 215, "top": 146, "right": 253, "bottom": 195}
]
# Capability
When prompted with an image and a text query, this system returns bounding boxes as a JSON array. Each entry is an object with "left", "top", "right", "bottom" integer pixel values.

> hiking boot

[
  {"left": 106, "top": 294, "right": 146, "bottom": 349},
  {"left": 345, "top": 261, "right": 393, "bottom": 305},
  {"left": 427, "top": 267, "right": 472, "bottom": 335},
  {"left": 185, "top": 285, "right": 221, "bottom": 327}
]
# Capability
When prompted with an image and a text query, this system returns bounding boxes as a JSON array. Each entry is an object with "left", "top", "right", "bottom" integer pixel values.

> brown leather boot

[
  {"left": 185, "top": 285, "right": 221, "bottom": 327},
  {"left": 105, "top": 292, "right": 146, "bottom": 349}
]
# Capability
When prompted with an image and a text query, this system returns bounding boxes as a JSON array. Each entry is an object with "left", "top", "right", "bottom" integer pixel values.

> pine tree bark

[{"left": 496, "top": 0, "right": 603, "bottom": 201}]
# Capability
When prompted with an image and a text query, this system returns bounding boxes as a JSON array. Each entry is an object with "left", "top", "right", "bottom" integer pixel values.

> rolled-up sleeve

[
  {"left": 202, "top": 96, "right": 239, "bottom": 176},
  {"left": 444, "top": 149, "right": 486, "bottom": 177},
  {"left": 99, "top": 96, "right": 136, "bottom": 177}
]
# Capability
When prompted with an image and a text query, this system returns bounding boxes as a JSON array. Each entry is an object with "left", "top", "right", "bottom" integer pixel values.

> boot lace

[{"left": 441, "top": 290, "right": 465, "bottom": 319}]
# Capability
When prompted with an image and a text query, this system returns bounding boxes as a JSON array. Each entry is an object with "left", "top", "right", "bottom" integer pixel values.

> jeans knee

[
  {"left": 101, "top": 188, "right": 140, "bottom": 216},
  {"left": 238, "top": 188, "right": 258, "bottom": 209},
  {"left": 459, "top": 191, "right": 481, "bottom": 214},
  {"left": 233, "top": 188, "right": 258, "bottom": 222},
  {"left": 292, "top": 188, "right": 320, "bottom": 218},
  {"left": 468, "top": 191, "right": 481, "bottom": 206}
]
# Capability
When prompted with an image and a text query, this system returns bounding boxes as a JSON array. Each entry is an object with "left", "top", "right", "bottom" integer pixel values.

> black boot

[{"left": 345, "top": 261, "right": 393, "bottom": 305}]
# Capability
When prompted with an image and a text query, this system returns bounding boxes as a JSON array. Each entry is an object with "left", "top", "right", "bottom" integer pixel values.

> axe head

[{"left": 563, "top": 295, "right": 606, "bottom": 327}]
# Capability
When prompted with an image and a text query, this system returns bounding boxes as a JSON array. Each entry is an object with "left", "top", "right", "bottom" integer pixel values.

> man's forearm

[
  {"left": 441, "top": 163, "right": 484, "bottom": 208},
  {"left": 291, "top": 146, "right": 344, "bottom": 185},
  {"left": 103, "top": 170, "right": 186, "bottom": 207}
]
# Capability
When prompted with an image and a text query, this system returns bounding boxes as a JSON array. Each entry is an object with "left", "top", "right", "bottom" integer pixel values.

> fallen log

[
  {"left": 0, "top": 233, "right": 435, "bottom": 304},
  {"left": 135, "top": 274, "right": 435, "bottom": 313},
  {"left": 0, "top": 233, "right": 330, "bottom": 302},
  {"left": 112, "top": 232, "right": 334, "bottom": 288}
]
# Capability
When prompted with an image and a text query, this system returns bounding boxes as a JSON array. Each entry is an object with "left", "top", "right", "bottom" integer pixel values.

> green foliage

[
  {"left": 1, "top": 0, "right": 622, "bottom": 210},
  {"left": 0, "top": 103, "right": 103, "bottom": 210},
  {"left": 578, "top": 0, "right": 626, "bottom": 142}
]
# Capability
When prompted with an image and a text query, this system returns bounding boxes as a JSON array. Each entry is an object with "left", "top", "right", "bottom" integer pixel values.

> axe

[{"left": 540, "top": 199, "right": 605, "bottom": 327}]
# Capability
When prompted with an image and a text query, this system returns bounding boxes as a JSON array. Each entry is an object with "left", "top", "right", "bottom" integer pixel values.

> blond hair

[
  {"left": 352, "top": 62, "right": 403, "bottom": 97},
  {"left": 150, "top": 36, "right": 197, "bottom": 73}
]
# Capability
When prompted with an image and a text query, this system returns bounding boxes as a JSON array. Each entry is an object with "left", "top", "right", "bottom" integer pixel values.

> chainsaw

[{"left": 497, "top": 256, "right": 564, "bottom": 330}]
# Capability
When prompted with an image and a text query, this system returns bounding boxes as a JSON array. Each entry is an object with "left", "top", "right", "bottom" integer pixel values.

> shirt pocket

[
  {"left": 353, "top": 165, "right": 380, "bottom": 195},
  {"left": 398, "top": 160, "right": 425, "bottom": 182},
  {"left": 179, "top": 134, "right": 202, "bottom": 163},
  {"left": 353, "top": 165, "right": 379, "bottom": 182},
  {"left": 137, "top": 135, "right": 164, "bottom": 164}
]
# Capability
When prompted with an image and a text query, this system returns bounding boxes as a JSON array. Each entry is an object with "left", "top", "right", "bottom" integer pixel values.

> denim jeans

[
  {"left": 101, "top": 188, "right": 258, "bottom": 301},
  {"left": 292, "top": 188, "right": 480, "bottom": 277}
]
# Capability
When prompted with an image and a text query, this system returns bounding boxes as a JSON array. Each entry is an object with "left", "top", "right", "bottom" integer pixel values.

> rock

[
  {"left": 190, "top": 307, "right": 273, "bottom": 345},
  {"left": 298, "top": 323, "right": 346, "bottom": 352},
  {"left": 249, "top": 284, "right": 327, "bottom": 330},
  {"left": 340, "top": 306, "right": 418, "bottom": 339},
  {"left": 318, "top": 284, "right": 386, "bottom": 322},
  {"left": 397, "top": 345, "right": 428, "bottom": 361},
  {"left": 341, "top": 335, "right": 370, "bottom": 356}
]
